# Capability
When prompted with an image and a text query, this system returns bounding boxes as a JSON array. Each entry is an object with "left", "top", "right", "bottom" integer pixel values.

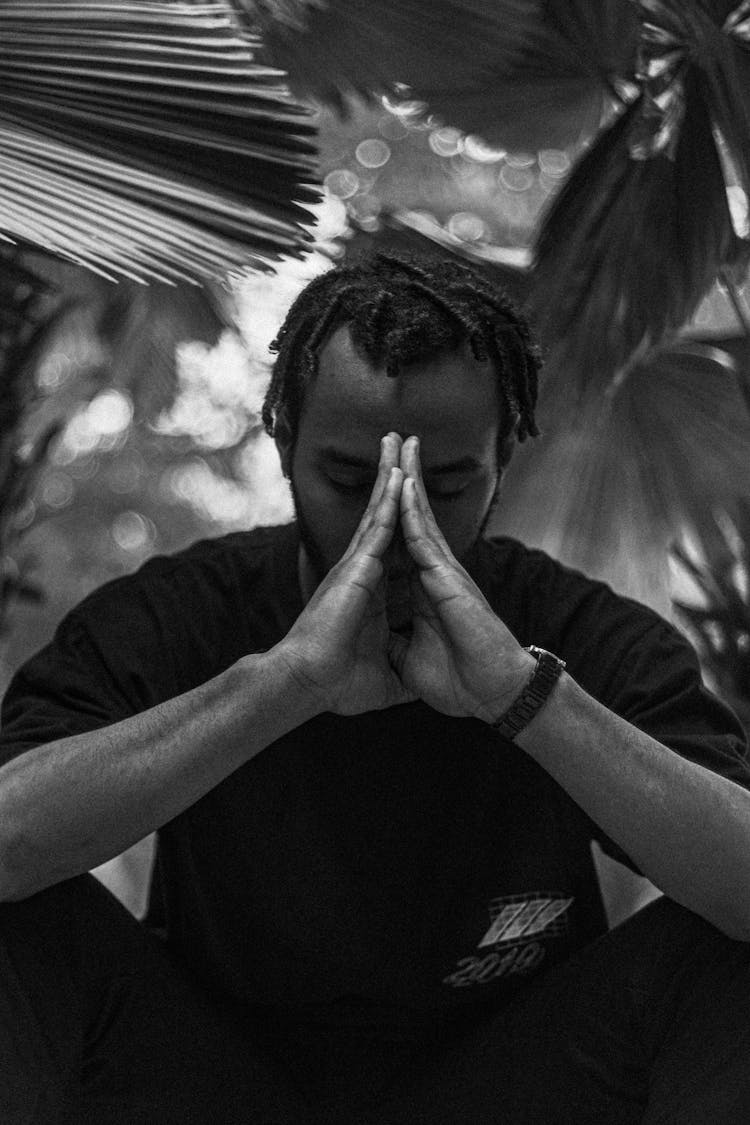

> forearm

[
  {"left": 516, "top": 673, "right": 750, "bottom": 940},
  {"left": 0, "top": 650, "right": 318, "bottom": 901}
]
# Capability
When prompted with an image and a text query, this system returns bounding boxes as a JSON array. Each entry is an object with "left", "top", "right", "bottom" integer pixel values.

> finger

[
  {"left": 344, "top": 433, "right": 402, "bottom": 559},
  {"left": 400, "top": 436, "right": 450, "bottom": 552},
  {"left": 409, "top": 568, "right": 437, "bottom": 621},
  {"left": 315, "top": 468, "right": 403, "bottom": 627},
  {"left": 347, "top": 465, "right": 404, "bottom": 577},
  {"left": 400, "top": 475, "right": 447, "bottom": 572},
  {"left": 370, "top": 431, "right": 402, "bottom": 508}
]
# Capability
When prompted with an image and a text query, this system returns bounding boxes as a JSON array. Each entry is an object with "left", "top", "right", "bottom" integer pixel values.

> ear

[{"left": 273, "top": 407, "right": 294, "bottom": 478}]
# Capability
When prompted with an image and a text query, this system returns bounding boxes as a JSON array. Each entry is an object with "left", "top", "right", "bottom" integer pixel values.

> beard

[{"left": 288, "top": 474, "right": 330, "bottom": 586}]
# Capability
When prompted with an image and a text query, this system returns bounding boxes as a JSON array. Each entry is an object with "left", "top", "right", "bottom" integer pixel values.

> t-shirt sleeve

[
  {"left": 484, "top": 538, "right": 750, "bottom": 873},
  {"left": 0, "top": 533, "right": 279, "bottom": 768},
  {"left": 0, "top": 555, "right": 196, "bottom": 765},
  {"left": 0, "top": 609, "right": 139, "bottom": 766},
  {"left": 538, "top": 561, "right": 750, "bottom": 871}
]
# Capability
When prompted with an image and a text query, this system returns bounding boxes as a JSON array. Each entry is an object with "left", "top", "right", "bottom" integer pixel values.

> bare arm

[
  {"left": 0, "top": 435, "right": 410, "bottom": 902},
  {"left": 0, "top": 654, "right": 318, "bottom": 901},
  {"left": 517, "top": 674, "right": 750, "bottom": 940}
]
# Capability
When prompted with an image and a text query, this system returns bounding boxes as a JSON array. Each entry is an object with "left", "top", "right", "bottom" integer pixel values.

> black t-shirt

[{"left": 1, "top": 523, "right": 748, "bottom": 1028}]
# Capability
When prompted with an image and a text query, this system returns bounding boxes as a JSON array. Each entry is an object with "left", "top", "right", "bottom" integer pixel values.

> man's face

[{"left": 282, "top": 324, "right": 503, "bottom": 615}]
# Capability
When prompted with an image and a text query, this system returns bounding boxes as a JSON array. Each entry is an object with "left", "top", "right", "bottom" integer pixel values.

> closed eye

[
  {"left": 428, "top": 487, "right": 468, "bottom": 502},
  {"left": 326, "top": 473, "right": 473, "bottom": 501},
  {"left": 425, "top": 475, "right": 472, "bottom": 501},
  {"left": 327, "top": 475, "right": 374, "bottom": 496}
]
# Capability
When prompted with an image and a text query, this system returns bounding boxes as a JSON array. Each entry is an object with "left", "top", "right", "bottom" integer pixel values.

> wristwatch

[{"left": 490, "top": 646, "right": 566, "bottom": 741}]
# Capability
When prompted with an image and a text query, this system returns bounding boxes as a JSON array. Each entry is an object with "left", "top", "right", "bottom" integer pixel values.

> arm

[
  {"left": 398, "top": 436, "right": 750, "bottom": 941},
  {"left": 0, "top": 435, "right": 410, "bottom": 902},
  {"left": 517, "top": 673, "right": 750, "bottom": 941},
  {"left": 0, "top": 654, "right": 317, "bottom": 902}
]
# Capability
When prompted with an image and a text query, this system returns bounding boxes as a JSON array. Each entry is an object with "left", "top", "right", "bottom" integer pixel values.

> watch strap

[{"left": 490, "top": 646, "right": 566, "bottom": 741}]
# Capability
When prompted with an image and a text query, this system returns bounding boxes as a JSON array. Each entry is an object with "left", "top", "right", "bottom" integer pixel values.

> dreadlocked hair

[{"left": 262, "top": 252, "right": 542, "bottom": 452}]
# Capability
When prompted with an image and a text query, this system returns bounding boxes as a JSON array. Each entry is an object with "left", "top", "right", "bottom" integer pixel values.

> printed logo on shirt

[
  {"left": 442, "top": 892, "right": 574, "bottom": 989},
  {"left": 478, "top": 893, "right": 573, "bottom": 948}
]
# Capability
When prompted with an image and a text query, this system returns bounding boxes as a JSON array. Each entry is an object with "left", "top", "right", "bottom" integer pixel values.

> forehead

[{"left": 297, "top": 325, "right": 501, "bottom": 464}]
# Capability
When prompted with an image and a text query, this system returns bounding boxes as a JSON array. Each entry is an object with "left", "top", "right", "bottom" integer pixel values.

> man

[{"left": 1, "top": 252, "right": 750, "bottom": 1124}]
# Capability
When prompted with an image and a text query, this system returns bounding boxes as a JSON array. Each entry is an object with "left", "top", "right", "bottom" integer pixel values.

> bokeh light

[
  {"left": 499, "top": 165, "right": 536, "bottom": 193},
  {"left": 111, "top": 511, "right": 156, "bottom": 554},
  {"left": 87, "top": 390, "right": 133, "bottom": 436},
  {"left": 447, "top": 212, "right": 486, "bottom": 243},
  {"left": 429, "top": 127, "right": 464, "bottom": 158},
  {"left": 538, "top": 149, "right": 571, "bottom": 178},
  {"left": 381, "top": 95, "right": 428, "bottom": 119},
  {"left": 153, "top": 332, "right": 257, "bottom": 451},
  {"left": 55, "top": 389, "right": 133, "bottom": 463},
  {"left": 463, "top": 135, "right": 506, "bottom": 164},
  {"left": 727, "top": 185, "right": 749, "bottom": 239},
  {"left": 355, "top": 139, "right": 391, "bottom": 169},
  {"left": 161, "top": 441, "right": 292, "bottom": 531},
  {"left": 41, "top": 472, "right": 74, "bottom": 510},
  {"left": 323, "top": 168, "right": 360, "bottom": 199}
]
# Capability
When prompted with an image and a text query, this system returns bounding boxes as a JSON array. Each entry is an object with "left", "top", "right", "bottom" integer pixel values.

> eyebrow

[{"left": 320, "top": 448, "right": 483, "bottom": 476}]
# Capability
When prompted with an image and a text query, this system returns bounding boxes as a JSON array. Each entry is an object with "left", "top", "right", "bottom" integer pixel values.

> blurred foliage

[
  {"left": 671, "top": 501, "right": 750, "bottom": 724},
  {"left": 0, "top": 252, "right": 291, "bottom": 690},
  {"left": 0, "top": 1, "right": 319, "bottom": 282}
]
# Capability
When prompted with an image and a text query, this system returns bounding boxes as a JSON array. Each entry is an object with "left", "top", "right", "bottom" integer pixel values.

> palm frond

[
  {"left": 529, "top": 1, "right": 750, "bottom": 390},
  {"left": 0, "top": 1, "right": 319, "bottom": 283},
  {"left": 670, "top": 501, "right": 750, "bottom": 719},
  {"left": 0, "top": 246, "right": 69, "bottom": 635},
  {"left": 240, "top": 0, "right": 638, "bottom": 149},
  {"left": 493, "top": 338, "right": 750, "bottom": 617},
  {"left": 530, "top": 81, "right": 742, "bottom": 389}
]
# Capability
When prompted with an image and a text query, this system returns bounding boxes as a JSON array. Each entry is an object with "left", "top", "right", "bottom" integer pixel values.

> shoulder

[
  {"left": 49, "top": 523, "right": 300, "bottom": 662},
  {"left": 478, "top": 535, "right": 747, "bottom": 759},
  {"left": 71, "top": 523, "right": 294, "bottom": 618},
  {"left": 476, "top": 534, "right": 668, "bottom": 635},
  {"left": 476, "top": 534, "right": 700, "bottom": 696},
  {"left": 1, "top": 523, "right": 299, "bottom": 728}
]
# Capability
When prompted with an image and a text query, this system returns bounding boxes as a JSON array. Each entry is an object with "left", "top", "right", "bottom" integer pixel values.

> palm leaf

[
  {"left": 241, "top": 0, "right": 638, "bottom": 149},
  {"left": 670, "top": 502, "right": 750, "bottom": 719},
  {"left": 0, "top": 246, "right": 70, "bottom": 634},
  {"left": 529, "top": 1, "right": 750, "bottom": 390},
  {"left": 493, "top": 338, "right": 750, "bottom": 617},
  {"left": 529, "top": 86, "right": 741, "bottom": 388},
  {"left": 0, "top": 1, "right": 319, "bottom": 283}
]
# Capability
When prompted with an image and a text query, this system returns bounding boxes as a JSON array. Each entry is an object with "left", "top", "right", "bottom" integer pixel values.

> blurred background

[{"left": 2, "top": 1, "right": 750, "bottom": 922}]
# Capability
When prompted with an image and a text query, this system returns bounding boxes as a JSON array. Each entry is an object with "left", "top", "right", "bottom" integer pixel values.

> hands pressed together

[{"left": 277, "top": 433, "right": 534, "bottom": 723}]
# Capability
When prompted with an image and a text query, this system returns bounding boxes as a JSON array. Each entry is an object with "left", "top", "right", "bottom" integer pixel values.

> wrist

[
  {"left": 483, "top": 647, "right": 567, "bottom": 739},
  {"left": 234, "top": 648, "right": 324, "bottom": 743},
  {"left": 257, "top": 644, "right": 327, "bottom": 725},
  {"left": 474, "top": 649, "right": 537, "bottom": 725}
]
